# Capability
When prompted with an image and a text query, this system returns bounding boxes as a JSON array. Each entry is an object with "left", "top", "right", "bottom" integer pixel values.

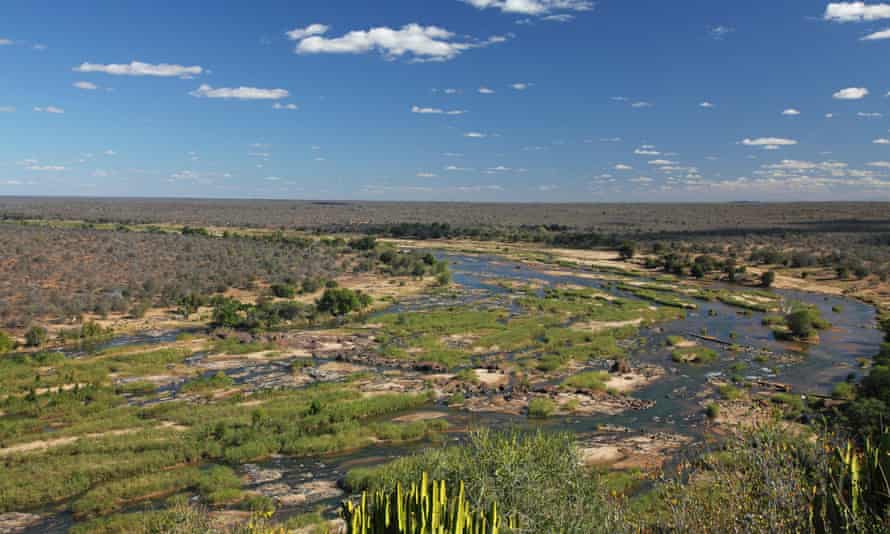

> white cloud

[
  {"left": 511, "top": 82, "right": 530, "bottom": 90},
  {"left": 634, "top": 148, "right": 660, "bottom": 156},
  {"left": 285, "top": 24, "right": 330, "bottom": 41},
  {"left": 826, "top": 113, "right": 835, "bottom": 118},
  {"left": 537, "top": 184, "right": 558, "bottom": 191},
  {"left": 861, "top": 27, "right": 890, "bottom": 39},
  {"left": 411, "top": 105, "right": 466, "bottom": 115},
  {"left": 103, "top": 149, "right": 116, "bottom": 156},
  {"left": 464, "top": 132, "right": 487, "bottom": 138},
  {"left": 875, "top": 138, "right": 890, "bottom": 144},
  {"left": 833, "top": 87, "right": 869, "bottom": 99},
  {"left": 478, "top": 86, "right": 495, "bottom": 94},
  {"left": 461, "top": 0, "right": 593, "bottom": 16},
  {"left": 824, "top": 2, "right": 890, "bottom": 22},
  {"left": 33, "top": 106, "right": 64, "bottom": 114},
  {"left": 290, "top": 23, "right": 507, "bottom": 62},
  {"left": 631, "top": 101, "right": 652, "bottom": 108},
  {"left": 782, "top": 108, "right": 801, "bottom": 116},
  {"left": 708, "top": 25, "right": 734, "bottom": 39},
  {"left": 73, "top": 81, "right": 98, "bottom": 90},
  {"left": 27, "top": 165, "right": 65, "bottom": 171},
  {"left": 614, "top": 164, "right": 633, "bottom": 171},
  {"left": 741, "top": 137, "right": 798, "bottom": 149},
  {"left": 649, "top": 159, "right": 678, "bottom": 165},
  {"left": 416, "top": 172, "right": 437, "bottom": 177},
  {"left": 867, "top": 161, "right": 890, "bottom": 168},
  {"left": 190, "top": 84, "right": 289, "bottom": 100},
  {"left": 700, "top": 101, "right": 715, "bottom": 108},
  {"left": 0, "top": 38, "right": 12, "bottom": 45},
  {"left": 74, "top": 61, "right": 203, "bottom": 78},
  {"left": 631, "top": 176, "right": 653, "bottom": 183},
  {"left": 0, "top": 106, "right": 14, "bottom": 113},
  {"left": 857, "top": 111, "right": 883, "bottom": 117},
  {"left": 273, "top": 102, "right": 298, "bottom": 110}
]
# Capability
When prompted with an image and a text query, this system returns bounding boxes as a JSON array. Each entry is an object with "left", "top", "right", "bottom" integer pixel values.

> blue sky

[{"left": 1, "top": 0, "right": 889, "bottom": 201}]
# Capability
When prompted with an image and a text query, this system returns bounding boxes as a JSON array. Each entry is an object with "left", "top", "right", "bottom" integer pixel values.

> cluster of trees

[
  {"left": 749, "top": 247, "right": 877, "bottom": 280},
  {"left": 843, "top": 315, "right": 890, "bottom": 436},
  {"left": 211, "top": 287, "right": 373, "bottom": 331},
  {"left": 645, "top": 252, "right": 747, "bottom": 282},
  {"left": 0, "top": 224, "right": 341, "bottom": 330}
]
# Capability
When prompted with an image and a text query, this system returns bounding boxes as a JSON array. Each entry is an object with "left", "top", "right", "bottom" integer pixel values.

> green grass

[
  {"left": 563, "top": 371, "right": 609, "bottom": 391},
  {"left": 671, "top": 346, "right": 718, "bottom": 364}
]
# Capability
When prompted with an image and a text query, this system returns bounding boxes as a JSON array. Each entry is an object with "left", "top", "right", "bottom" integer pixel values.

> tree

[
  {"left": 316, "top": 288, "right": 372, "bottom": 316},
  {"left": 762, "top": 271, "right": 776, "bottom": 288},
  {"left": 270, "top": 283, "right": 295, "bottom": 299},
  {"left": 618, "top": 241, "right": 636, "bottom": 260},
  {"left": 25, "top": 326, "right": 48, "bottom": 347}
]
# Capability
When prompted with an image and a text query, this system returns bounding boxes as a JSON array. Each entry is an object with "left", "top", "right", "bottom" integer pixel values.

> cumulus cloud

[
  {"left": 700, "top": 101, "right": 715, "bottom": 108},
  {"left": 614, "top": 164, "right": 633, "bottom": 171},
  {"left": 0, "top": 106, "right": 14, "bottom": 113},
  {"left": 74, "top": 61, "right": 203, "bottom": 78},
  {"left": 478, "top": 87, "right": 495, "bottom": 94},
  {"left": 782, "top": 108, "right": 801, "bottom": 116},
  {"left": 411, "top": 105, "right": 466, "bottom": 115},
  {"left": 33, "top": 106, "right": 64, "bottom": 114},
  {"left": 824, "top": 2, "right": 890, "bottom": 22},
  {"left": 857, "top": 111, "right": 883, "bottom": 117},
  {"left": 73, "top": 81, "right": 98, "bottom": 90},
  {"left": 741, "top": 137, "right": 798, "bottom": 149},
  {"left": 273, "top": 102, "right": 298, "bottom": 110},
  {"left": 833, "top": 87, "right": 869, "bottom": 99},
  {"left": 0, "top": 38, "right": 12, "bottom": 45},
  {"left": 461, "top": 0, "right": 593, "bottom": 16},
  {"left": 858, "top": 26, "right": 890, "bottom": 41},
  {"left": 285, "top": 24, "right": 330, "bottom": 41},
  {"left": 634, "top": 148, "right": 661, "bottom": 156},
  {"left": 190, "top": 84, "right": 289, "bottom": 100},
  {"left": 289, "top": 23, "right": 507, "bottom": 62},
  {"left": 464, "top": 132, "right": 487, "bottom": 138},
  {"left": 875, "top": 138, "right": 890, "bottom": 144},
  {"left": 867, "top": 161, "right": 890, "bottom": 168},
  {"left": 511, "top": 82, "right": 530, "bottom": 90},
  {"left": 416, "top": 172, "right": 437, "bottom": 177}
]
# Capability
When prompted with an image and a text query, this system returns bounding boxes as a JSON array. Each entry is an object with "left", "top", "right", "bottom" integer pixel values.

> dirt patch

[
  {"left": 391, "top": 411, "right": 448, "bottom": 423},
  {"left": 571, "top": 318, "right": 643, "bottom": 333},
  {"left": 0, "top": 423, "right": 186, "bottom": 457},
  {"left": 579, "top": 432, "right": 692, "bottom": 471},
  {"left": 604, "top": 367, "right": 664, "bottom": 393}
]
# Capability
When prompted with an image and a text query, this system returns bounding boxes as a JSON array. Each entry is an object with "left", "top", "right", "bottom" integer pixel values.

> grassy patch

[{"left": 671, "top": 346, "right": 718, "bottom": 364}]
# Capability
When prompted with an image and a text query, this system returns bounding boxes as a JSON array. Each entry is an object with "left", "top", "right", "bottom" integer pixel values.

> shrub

[
  {"left": 762, "top": 270, "right": 776, "bottom": 287},
  {"left": 0, "top": 331, "right": 13, "bottom": 353},
  {"left": 270, "top": 283, "right": 295, "bottom": 298},
  {"left": 24, "top": 325, "right": 48, "bottom": 347},
  {"left": 705, "top": 402, "right": 720, "bottom": 419},
  {"left": 527, "top": 398, "right": 556, "bottom": 417}
]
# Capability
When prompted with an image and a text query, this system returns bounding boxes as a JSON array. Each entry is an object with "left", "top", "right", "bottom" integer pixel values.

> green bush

[{"left": 527, "top": 398, "right": 556, "bottom": 417}]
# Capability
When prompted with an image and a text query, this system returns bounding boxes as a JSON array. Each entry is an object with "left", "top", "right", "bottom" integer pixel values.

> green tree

[
  {"left": 25, "top": 326, "right": 48, "bottom": 347},
  {"left": 618, "top": 241, "right": 636, "bottom": 260},
  {"left": 762, "top": 271, "right": 776, "bottom": 288},
  {"left": 316, "top": 288, "right": 372, "bottom": 316}
]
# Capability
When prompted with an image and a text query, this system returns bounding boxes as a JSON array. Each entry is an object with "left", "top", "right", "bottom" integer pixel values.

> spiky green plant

[
  {"left": 813, "top": 431, "right": 890, "bottom": 533},
  {"left": 341, "top": 472, "right": 515, "bottom": 534}
]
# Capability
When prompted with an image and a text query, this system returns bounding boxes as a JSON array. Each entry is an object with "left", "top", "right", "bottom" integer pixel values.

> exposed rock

[{"left": 0, "top": 513, "right": 42, "bottom": 533}]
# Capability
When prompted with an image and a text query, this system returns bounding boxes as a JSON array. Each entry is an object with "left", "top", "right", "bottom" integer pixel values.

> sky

[{"left": 1, "top": 0, "right": 890, "bottom": 202}]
